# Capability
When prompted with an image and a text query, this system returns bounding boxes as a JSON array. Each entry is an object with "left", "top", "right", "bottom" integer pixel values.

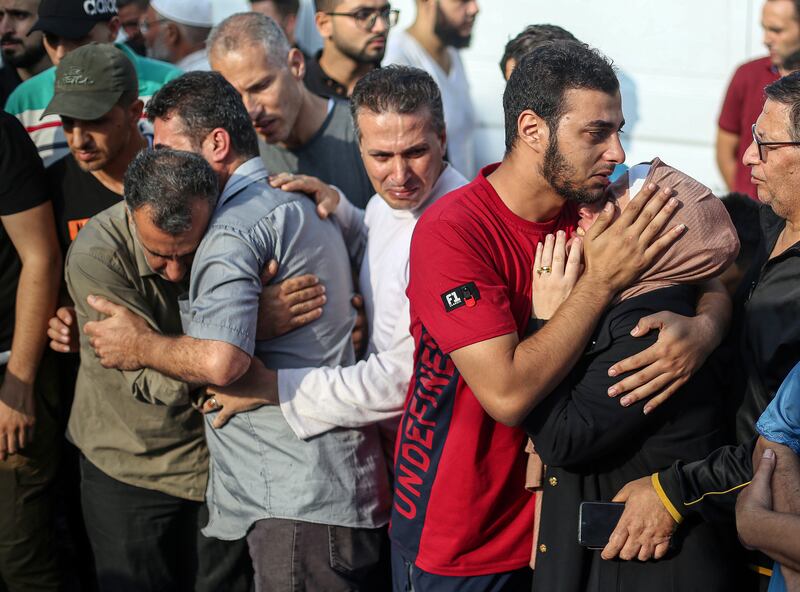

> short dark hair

[
  {"left": 146, "top": 71, "right": 259, "bottom": 158},
  {"left": 351, "top": 65, "right": 445, "bottom": 139},
  {"left": 251, "top": 0, "right": 300, "bottom": 18},
  {"left": 503, "top": 41, "right": 618, "bottom": 152},
  {"left": 720, "top": 192, "right": 761, "bottom": 270},
  {"left": 314, "top": 0, "right": 343, "bottom": 12},
  {"left": 765, "top": 71, "right": 800, "bottom": 140},
  {"left": 499, "top": 24, "right": 578, "bottom": 77},
  {"left": 124, "top": 148, "right": 218, "bottom": 234}
]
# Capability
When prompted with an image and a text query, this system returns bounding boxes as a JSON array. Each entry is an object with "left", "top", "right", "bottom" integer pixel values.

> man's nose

[
  {"left": 68, "top": 123, "right": 90, "bottom": 147},
  {"left": 606, "top": 133, "right": 625, "bottom": 165},
  {"left": 164, "top": 260, "right": 187, "bottom": 282},
  {"left": 743, "top": 139, "right": 760, "bottom": 167},
  {"left": 243, "top": 94, "right": 263, "bottom": 119},
  {"left": 392, "top": 157, "right": 410, "bottom": 183},
  {"left": 0, "top": 14, "right": 13, "bottom": 35},
  {"left": 371, "top": 13, "right": 388, "bottom": 34}
]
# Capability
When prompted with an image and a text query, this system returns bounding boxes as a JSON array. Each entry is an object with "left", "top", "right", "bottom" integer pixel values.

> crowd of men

[{"left": 2, "top": 0, "right": 800, "bottom": 591}]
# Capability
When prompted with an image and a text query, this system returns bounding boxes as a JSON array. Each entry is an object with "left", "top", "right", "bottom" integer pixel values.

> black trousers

[
  {"left": 247, "top": 518, "right": 388, "bottom": 592},
  {"left": 0, "top": 355, "right": 61, "bottom": 592},
  {"left": 80, "top": 456, "right": 252, "bottom": 592}
]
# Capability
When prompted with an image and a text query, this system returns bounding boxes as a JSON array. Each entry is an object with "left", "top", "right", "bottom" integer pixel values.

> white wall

[{"left": 296, "top": 0, "right": 767, "bottom": 194}]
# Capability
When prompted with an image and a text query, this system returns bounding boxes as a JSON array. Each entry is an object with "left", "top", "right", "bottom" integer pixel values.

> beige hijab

[
  {"left": 525, "top": 158, "right": 740, "bottom": 568},
  {"left": 596, "top": 157, "right": 740, "bottom": 301}
]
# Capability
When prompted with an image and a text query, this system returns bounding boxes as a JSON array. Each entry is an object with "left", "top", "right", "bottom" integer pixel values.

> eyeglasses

[
  {"left": 751, "top": 123, "right": 800, "bottom": 161},
  {"left": 326, "top": 6, "right": 399, "bottom": 31},
  {"left": 139, "top": 18, "right": 168, "bottom": 34}
]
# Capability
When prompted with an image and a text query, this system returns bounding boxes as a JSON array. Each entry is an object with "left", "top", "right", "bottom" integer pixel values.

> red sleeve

[
  {"left": 718, "top": 65, "right": 745, "bottom": 134},
  {"left": 407, "top": 216, "right": 518, "bottom": 354}
]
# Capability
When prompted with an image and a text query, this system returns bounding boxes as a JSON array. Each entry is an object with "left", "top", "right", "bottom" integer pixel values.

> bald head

[{"left": 207, "top": 11, "right": 291, "bottom": 67}]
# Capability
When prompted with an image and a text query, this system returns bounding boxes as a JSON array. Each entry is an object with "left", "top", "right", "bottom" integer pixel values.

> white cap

[{"left": 151, "top": 0, "right": 213, "bottom": 28}]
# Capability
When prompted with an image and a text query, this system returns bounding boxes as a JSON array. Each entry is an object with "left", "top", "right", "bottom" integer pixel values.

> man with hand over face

[{"left": 389, "top": 41, "right": 731, "bottom": 591}]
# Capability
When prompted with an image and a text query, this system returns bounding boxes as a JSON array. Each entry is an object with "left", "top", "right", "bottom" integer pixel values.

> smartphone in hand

[{"left": 578, "top": 501, "right": 625, "bottom": 549}]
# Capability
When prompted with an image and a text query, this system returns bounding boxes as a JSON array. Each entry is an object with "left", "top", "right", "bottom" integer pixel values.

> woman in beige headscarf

[{"left": 522, "top": 159, "right": 740, "bottom": 592}]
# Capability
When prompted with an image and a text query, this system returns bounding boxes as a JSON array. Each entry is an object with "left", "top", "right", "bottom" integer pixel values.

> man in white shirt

[
  {"left": 141, "top": 0, "right": 212, "bottom": 71},
  {"left": 205, "top": 64, "right": 467, "bottom": 449},
  {"left": 383, "top": 0, "right": 479, "bottom": 178}
]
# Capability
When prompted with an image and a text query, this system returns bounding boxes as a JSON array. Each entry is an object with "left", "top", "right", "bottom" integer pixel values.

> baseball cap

[
  {"left": 151, "top": 0, "right": 213, "bottom": 28},
  {"left": 30, "top": 0, "right": 118, "bottom": 40},
  {"left": 42, "top": 43, "right": 138, "bottom": 121}
]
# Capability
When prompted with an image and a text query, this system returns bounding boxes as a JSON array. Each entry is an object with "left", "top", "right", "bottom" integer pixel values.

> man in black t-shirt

[
  {"left": 45, "top": 43, "right": 147, "bottom": 254},
  {"left": 0, "top": 109, "right": 61, "bottom": 590},
  {"left": 0, "top": 0, "right": 52, "bottom": 105},
  {"left": 305, "top": 0, "right": 394, "bottom": 99}
]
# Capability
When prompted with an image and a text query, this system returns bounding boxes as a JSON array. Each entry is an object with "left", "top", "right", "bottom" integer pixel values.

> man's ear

[
  {"left": 288, "top": 47, "right": 305, "bottom": 79},
  {"left": 517, "top": 110, "right": 548, "bottom": 154},
  {"left": 107, "top": 16, "right": 121, "bottom": 41},
  {"left": 129, "top": 99, "right": 145, "bottom": 127},
  {"left": 315, "top": 11, "right": 332, "bottom": 38},
  {"left": 164, "top": 22, "right": 180, "bottom": 47},
  {"left": 204, "top": 127, "right": 233, "bottom": 164}
]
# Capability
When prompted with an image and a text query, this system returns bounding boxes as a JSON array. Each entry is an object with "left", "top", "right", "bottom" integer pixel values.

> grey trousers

[{"left": 247, "top": 518, "right": 387, "bottom": 592}]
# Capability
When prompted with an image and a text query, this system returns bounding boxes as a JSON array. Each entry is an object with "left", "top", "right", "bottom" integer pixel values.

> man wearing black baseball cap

[
  {"left": 4, "top": 0, "right": 180, "bottom": 166},
  {"left": 31, "top": 0, "right": 120, "bottom": 61}
]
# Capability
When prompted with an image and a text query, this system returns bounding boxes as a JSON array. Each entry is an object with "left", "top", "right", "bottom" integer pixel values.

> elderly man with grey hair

[
  {"left": 65, "top": 148, "right": 252, "bottom": 592},
  {"left": 81, "top": 70, "right": 391, "bottom": 591},
  {"left": 141, "top": 0, "right": 213, "bottom": 70},
  {"left": 206, "top": 11, "right": 374, "bottom": 209}
]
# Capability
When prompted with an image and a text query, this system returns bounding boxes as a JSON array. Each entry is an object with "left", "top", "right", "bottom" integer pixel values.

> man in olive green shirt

[{"left": 64, "top": 148, "right": 253, "bottom": 592}]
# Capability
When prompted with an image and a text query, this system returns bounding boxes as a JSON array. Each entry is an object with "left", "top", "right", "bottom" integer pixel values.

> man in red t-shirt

[
  {"left": 717, "top": 0, "right": 800, "bottom": 200},
  {"left": 390, "top": 40, "right": 737, "bottom": 591}
]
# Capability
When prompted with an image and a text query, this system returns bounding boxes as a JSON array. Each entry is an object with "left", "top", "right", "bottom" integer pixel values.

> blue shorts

[
  {"left": 756, "top": 361, "right": 800, "bottom": 455},
  {"left": 390, "top": 544, "right": 532, "bottom": 592}
]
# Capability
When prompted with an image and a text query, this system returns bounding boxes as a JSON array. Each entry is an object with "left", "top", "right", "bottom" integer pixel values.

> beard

[
  {"left": 434, "top": 3, "right": 472, "bottom": 49},
  {"left": 542, "top": 134, "right": 606, "bottom": 205},
  {"left": 334, "top": 35, "right": 385, "bottom": 65},
  {"left": 0, "top": 35, "right": 47, "bottom": 68},
  {"left": 146, "top": 33, "right": 172, "bottom": 63}
]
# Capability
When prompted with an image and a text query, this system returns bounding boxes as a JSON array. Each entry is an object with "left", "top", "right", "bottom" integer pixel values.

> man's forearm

[
  {"left": 136, "top": 332, "right": 249, "bottom": 387},
  {"left": 6, "top": 256, "right": 60, "bottom": 383},
  {"left": 492, "top": 273, "right": 615, "bottom": 424},
  {"left": 756, "top": 439, "right": 800, "bottom": 572},
  {"left": 519, "top": 273, "right": 614, "bottom": 393},
  {"left": 716, "top": 129, "right": 739, "bottom": 191},
  {"left": 695, "top": 279, "right": 731, "bottom": 348}
]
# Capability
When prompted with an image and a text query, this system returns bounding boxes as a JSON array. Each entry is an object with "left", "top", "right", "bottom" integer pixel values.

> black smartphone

[{"left": 578, "top": 501, "right": 625, "bottom": 549}]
